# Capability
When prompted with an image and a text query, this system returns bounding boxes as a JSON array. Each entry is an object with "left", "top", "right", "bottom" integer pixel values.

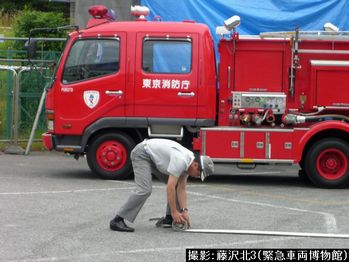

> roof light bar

[{"left": 88, "top": 5, "right": 116, "bottom": 21}]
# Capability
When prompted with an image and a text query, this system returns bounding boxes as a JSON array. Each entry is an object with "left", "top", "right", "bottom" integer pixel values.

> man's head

[{"left": 187, "top": 154, "right": 214, "bottom": 181}]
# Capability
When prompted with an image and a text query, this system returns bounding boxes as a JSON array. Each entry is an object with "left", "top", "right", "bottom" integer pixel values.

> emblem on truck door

[{"left": 83, "top": 90, "right": 100, "bottom": 109}]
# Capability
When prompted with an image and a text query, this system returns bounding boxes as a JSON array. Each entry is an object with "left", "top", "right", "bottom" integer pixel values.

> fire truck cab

[
  {"left": 42, "top": 5, "right": 216, "bottom": 179},
  {"left": 42, "top": 5, "right": 349, "bottom": 188}
]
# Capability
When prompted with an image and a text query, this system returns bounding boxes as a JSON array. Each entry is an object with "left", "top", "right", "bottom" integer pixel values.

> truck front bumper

[{"left": 42, "top": 133, "right": 54, "bottom": 151}]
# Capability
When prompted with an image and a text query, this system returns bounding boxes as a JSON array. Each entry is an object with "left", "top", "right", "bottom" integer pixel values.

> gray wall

[{"left": 74, "top": 0, "right": 140, "bottom": 28}]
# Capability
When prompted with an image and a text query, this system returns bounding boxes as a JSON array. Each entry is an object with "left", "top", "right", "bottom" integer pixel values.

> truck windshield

[
  {"left": 62, "top": 38, "right": 120, "bottom": 83},
  {"left": 47, "top": 53, "right": 63, "bottom": 89}
]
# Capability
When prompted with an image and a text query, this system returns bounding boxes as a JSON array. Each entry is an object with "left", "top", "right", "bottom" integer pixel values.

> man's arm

[
  {"left": 167, "top": 175, "right": 182, "bottom": 224},
  {"left": 176, "top": 175, "right": 190, "bottom": 226},
  {"left": 176, "top": 174, "right": 188, "bottom": 212}
]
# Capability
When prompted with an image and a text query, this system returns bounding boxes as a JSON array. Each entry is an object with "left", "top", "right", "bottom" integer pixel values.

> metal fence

[{"left": 0, "top": 47, "right": 62, "bottom": 147}]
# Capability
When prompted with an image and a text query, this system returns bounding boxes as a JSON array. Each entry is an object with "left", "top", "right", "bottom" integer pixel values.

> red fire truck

[{"left": 40, "top": 5, "right": 349, "bottom": 188}]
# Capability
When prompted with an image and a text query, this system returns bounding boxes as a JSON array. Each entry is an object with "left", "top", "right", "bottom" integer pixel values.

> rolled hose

[{"left": 172, "top": 220, "right": 190, "bottom": 231}]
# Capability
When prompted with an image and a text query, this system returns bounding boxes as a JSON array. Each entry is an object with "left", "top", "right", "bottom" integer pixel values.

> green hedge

[
  {"left": 0, "top": 1, "right": 69, "bottom": 14},
  {"left": 13, "top": 8, "right": 68, "bottom": 51}
]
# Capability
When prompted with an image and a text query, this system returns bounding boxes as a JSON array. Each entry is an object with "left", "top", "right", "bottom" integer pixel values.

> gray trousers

[{"left": 117, "top": 142, "right": 178, "bottom": 223}]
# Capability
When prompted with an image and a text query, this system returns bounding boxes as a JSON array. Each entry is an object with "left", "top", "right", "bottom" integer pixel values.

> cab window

[
  {"left": 62, "top": 39, "right": 119, "bottom": 83},
  {"left": 142, "top": 39, "right": 192, "bottom": 74}
]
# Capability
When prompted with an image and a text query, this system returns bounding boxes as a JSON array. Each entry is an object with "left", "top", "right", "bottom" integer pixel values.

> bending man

[{"left": 110, "top": 138, "right": 214, "bottom": 232}]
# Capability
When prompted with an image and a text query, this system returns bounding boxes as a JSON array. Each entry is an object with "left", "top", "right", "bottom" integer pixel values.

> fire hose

[
  {"left": 171, "top": 221, "right": 349, "bottom": 239},
  {"left": 150, "top": 218, "right": 349, "bottom": 239},
  {"left": 283, "top": 113, "right": 349, "bottom": 125}
]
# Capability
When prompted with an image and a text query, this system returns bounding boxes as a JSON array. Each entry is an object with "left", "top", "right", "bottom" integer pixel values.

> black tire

[
  {"left": 304, "top": 138, "right": 349, "bottom": 188},
  {"left": 87, "top": 132, "right": 135, "bottom": 179},
  {"left": 298, "top": 159, "right": 310, "bottom": 182},
  {"left": 298, "top": 169, "right": 308, "bottom": 181}
]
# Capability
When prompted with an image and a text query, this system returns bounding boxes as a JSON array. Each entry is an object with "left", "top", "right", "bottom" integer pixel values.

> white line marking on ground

[
  {"left": 187, "top": 190, "right": 338, "bottom": 233},
  {"left": 0, "top": 187, "right": 136, "bottom": 195},
  {"left": 5, "top": 237, "right": 296, "bottom": 262},
  {"left": 0, "top": 184, "right": 200, "bottom": 196},
  {"left": 185, "top": 228, "right": 349, "bottom": 239},
  {"left": 109, "top": 179, "right": 204, "bottom": 184},
  {"left": 107, "top": 180, "right": 135, "bottom": 185},
  {"left": 216, "top": 171, "right": 282, "bottom": 175},
  {"left": 108, "top": 179, "right": 205, "bottom": 188}
]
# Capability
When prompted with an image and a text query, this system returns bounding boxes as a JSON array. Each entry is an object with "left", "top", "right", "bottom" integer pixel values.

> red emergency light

[{"left": 88, "top": 5, "right": 116, "bottom": 21}]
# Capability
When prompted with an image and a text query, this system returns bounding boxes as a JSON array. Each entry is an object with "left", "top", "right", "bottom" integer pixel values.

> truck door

[
  {"left": 56, "top": 35, "right": 125, "bottom": 135},
  {"left": 134, "top": 34, "right": 199, "bottom": 120}
]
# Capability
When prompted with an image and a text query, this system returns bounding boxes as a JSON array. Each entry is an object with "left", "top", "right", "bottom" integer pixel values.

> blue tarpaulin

[{"left": 141, "top": 0, "right": 349, "bottom": 39}]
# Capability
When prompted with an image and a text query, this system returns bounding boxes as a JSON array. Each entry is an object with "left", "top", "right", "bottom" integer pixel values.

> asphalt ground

[{"left": 0, "top": 151, "right": 349, "bottom": 262}]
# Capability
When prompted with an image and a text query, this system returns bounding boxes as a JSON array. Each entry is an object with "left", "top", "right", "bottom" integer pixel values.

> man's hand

[
  {"left": 181, "top": 211, "right": 190, "bottom": 227},
  {"left": 171, "top": 210, "right": 183, "bottom": 224},
  {"left": 171, "top": 210, "right": 190, "bottom": 227}
]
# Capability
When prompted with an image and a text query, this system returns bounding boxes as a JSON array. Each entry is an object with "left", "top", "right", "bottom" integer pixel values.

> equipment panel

[{"left": 232, "top": 92, "right": 286, "bottom": 114}]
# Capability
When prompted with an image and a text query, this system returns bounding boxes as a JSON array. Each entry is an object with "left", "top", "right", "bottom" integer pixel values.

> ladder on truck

[{"left": 260, "top": 30, "right": 349, "bottom": 41}]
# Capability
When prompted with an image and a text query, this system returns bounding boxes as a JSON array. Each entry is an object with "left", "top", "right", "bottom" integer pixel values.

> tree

[
  {"left": 13, "top": 7, "right": 68, "bottom": 50},
  {"left": 0, "top": 1, "right": 69, "bottom": 15}
]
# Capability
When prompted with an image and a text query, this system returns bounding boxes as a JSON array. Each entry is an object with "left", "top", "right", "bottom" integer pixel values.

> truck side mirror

[{"left": 25, "top": 39, "right": 37, "bottom": 59}]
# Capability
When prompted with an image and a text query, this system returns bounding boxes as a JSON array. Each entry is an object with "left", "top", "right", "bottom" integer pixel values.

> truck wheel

[
  {"left": 304, "top": 138, "right": 349, "bottom": 188},
  {"left": 87, "top": 132, "right": 135, "bottom": 180},
  {"left": 298, "top": 160, "right": 310, "bottom": 182}
]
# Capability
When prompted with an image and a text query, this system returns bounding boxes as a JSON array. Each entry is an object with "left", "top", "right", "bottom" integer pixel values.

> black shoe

[
  {"left": 110, "top": 216, "right": 135, "bottom": 232},
  {"left": 155, "top": 215, "right": 173, "bottom": 228}
]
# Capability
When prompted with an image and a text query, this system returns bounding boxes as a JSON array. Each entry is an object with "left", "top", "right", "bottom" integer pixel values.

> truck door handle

[
  {"left": 105, "top": 90, "right": 123, "bottom": 96},
  {"left": 177, "top": 92, "right": 195, "bottom": 97}
]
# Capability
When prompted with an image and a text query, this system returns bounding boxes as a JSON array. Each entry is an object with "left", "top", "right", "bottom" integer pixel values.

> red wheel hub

[
  {"left": 96, "top": 140, "right": 127, "bottom": 172},
  {"left": 316, "top": 148, "right": 348, "bottom": 180}
]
